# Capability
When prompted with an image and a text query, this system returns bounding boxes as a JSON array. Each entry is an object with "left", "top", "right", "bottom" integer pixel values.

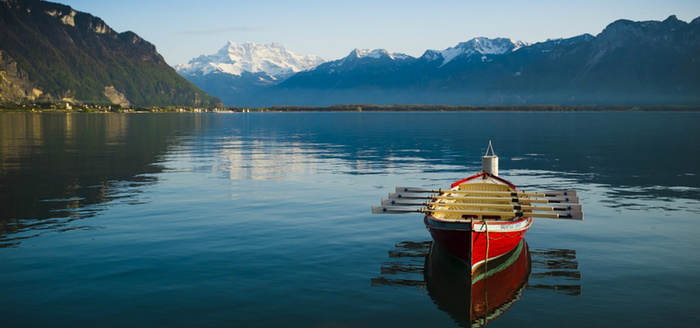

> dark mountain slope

[
  {"left": 0, "top": 0, "right": 221, "bottom": 107},
  {"left": 488, "top": 16, "right": 700, "bottom": 105}
]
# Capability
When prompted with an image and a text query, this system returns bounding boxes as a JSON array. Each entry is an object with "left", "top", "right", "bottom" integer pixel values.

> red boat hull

[{"left": 424, "top": 216, "right": 531, "bottom": 274}]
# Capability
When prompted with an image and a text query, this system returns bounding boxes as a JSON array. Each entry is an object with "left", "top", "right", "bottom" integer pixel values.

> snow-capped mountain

[
  {"left": 327, "top": 39, "right": 526, "bottom": 69},
  {"left": 176, "top": 41, "right": 325, "bottom": 80},
  {"left": 422, "top": 37, "right": 528, "bottom": 66},
  {"left": 175, "top": 42, "right": 324, "bottom": 106},
  {"left": 283, "top": 38, "right": 526, "bottom": 88},
  {"left": 347, "top": 48, "right": 412, "bottom": 60},
  {"left": 321, "top": 48, "right": 415, "bottom": 74}
]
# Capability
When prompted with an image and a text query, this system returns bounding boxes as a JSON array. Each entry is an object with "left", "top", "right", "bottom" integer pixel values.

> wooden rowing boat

[
  {"left": 423, "top": 170, "right": 532, "bottom": 275},
  {"left": 373, "top": 141, "right": 582, "bottom": 274}
]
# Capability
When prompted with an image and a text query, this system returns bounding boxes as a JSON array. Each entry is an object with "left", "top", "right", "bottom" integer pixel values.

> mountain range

[
  {"left": 0, "top": 0, "right": 221, "bottom": 107},
  {"left": 175, "top": 42, "right": 323, "bottom": 107},
  {"left": 178, "top": 15, "right": 700, "bottom": 107},
  {"left": 1, "top": 0, "right": 698, "bottom": 108}
]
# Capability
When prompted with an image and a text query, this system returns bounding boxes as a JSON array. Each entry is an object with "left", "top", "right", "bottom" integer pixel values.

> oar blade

[
  {"left": 541, "top": 195, "right": 580, "bottom": 204},
  {"left": 559, "top": 211, "right": 584, "bottom": 220},
  {"left": 548, "top": 204, "right": 583, "bottom": 212},
  {"left": 381, "top": 199, "right": 426, "bottom": 206},
  {"left": 396, "top": 187, "right": 435, "bottom": 193},
  {"left": 388, "top": 192, "right": 432, "bottom": 200},
  {"left": 372, "top": 206, "right": 423, "bottom": 214},
  {"left": 541, "top": 190, "right": 578, "bottom": 197}
]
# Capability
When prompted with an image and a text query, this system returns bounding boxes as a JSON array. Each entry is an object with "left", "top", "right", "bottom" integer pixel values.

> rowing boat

[
  {"left": 422, "top": 170, "right": 533, "bottom": 276},
  {"left": 373, "top": 141, "right": 582, "bottom": 275}
]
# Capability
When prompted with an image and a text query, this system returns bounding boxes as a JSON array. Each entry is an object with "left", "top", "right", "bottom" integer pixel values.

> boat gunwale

[{"left": 424, "top": 215, "right": 533, "bottom": 233}]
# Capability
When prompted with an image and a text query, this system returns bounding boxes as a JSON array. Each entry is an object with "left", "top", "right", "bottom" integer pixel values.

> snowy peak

[
  {"left": 423, "top": 37, "right": 529, "bottom": 66},
  {"left": 176, "top": 42, "right": 325, "bottom": 78},
  {"left": 352, "top": 48, "right": 388, "bottom": 59},
  {"left": 456, "top": 37, "right": 528, "bottom": 55},
  {"left": 323, "top": 48, "right": 415, "bottom": 72},
  {"left": 348, "top": 48, "right": 412, "bottom": 61}
]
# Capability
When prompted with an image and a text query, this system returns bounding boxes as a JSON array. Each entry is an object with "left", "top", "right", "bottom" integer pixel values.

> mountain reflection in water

[
  {"left": 372, "top": 240, "right": 581, "bottom": 327},
  {"left": 0, "top": 113, "right": 211, "bottom": 247}
]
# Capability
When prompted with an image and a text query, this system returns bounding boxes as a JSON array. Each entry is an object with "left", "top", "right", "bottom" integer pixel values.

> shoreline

[{"left": 2, "top": 104, "right": 700, "bottom": 113}]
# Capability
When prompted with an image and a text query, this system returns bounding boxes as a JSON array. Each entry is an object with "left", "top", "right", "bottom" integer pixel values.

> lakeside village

[{"left": 1, "top": 101, "right": 699, "bottom": 113}]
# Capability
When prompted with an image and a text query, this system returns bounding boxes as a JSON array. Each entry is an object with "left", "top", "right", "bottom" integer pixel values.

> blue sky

[{"left": 57, "top": 0, "right": 700, "bottom": 66}]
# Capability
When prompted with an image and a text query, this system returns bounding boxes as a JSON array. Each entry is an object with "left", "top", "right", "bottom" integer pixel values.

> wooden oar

[
  {"left": 381, "top": 199, "right": 582, "bottom": 212},
  {"left": 388, "top": 193, "right": 579, "bottom": 204},
  {"left": 371, "top": 206, "right": 584, "bottom": 220},
  {"left": 396, "top": 187, "right": 577, "bottom": 198}
]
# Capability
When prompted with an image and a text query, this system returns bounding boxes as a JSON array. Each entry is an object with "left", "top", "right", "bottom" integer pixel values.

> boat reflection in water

[
  {"left": 372, "top": 240, "right": 581, "bottom": 327},
  {"left": 427, "top": 240, "right": 529, "bottom": 327}
]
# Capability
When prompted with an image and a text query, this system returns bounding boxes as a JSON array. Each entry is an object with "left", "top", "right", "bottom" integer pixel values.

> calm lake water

[{"left": 1, "top": 111, "right": 699, "bottom": 327}]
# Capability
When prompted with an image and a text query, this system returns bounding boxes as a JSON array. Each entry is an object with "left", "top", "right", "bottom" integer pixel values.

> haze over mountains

[{"left": 178, "top": 15, "right": 700, "bottom": 107}]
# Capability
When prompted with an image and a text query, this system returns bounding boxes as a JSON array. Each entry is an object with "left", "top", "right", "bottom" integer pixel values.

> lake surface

[{"left": 1, "top": 111, "right": 699, "bottom": 327}]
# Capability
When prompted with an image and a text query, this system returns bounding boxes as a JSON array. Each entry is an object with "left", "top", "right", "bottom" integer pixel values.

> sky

[{"left": 56, "top": 0, "right": 700, "bottom": 66}]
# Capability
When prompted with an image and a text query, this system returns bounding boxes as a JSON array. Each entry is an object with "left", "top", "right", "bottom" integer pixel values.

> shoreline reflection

[{"left": 0, "top": 113, "right": 207, "bottom": 247}]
